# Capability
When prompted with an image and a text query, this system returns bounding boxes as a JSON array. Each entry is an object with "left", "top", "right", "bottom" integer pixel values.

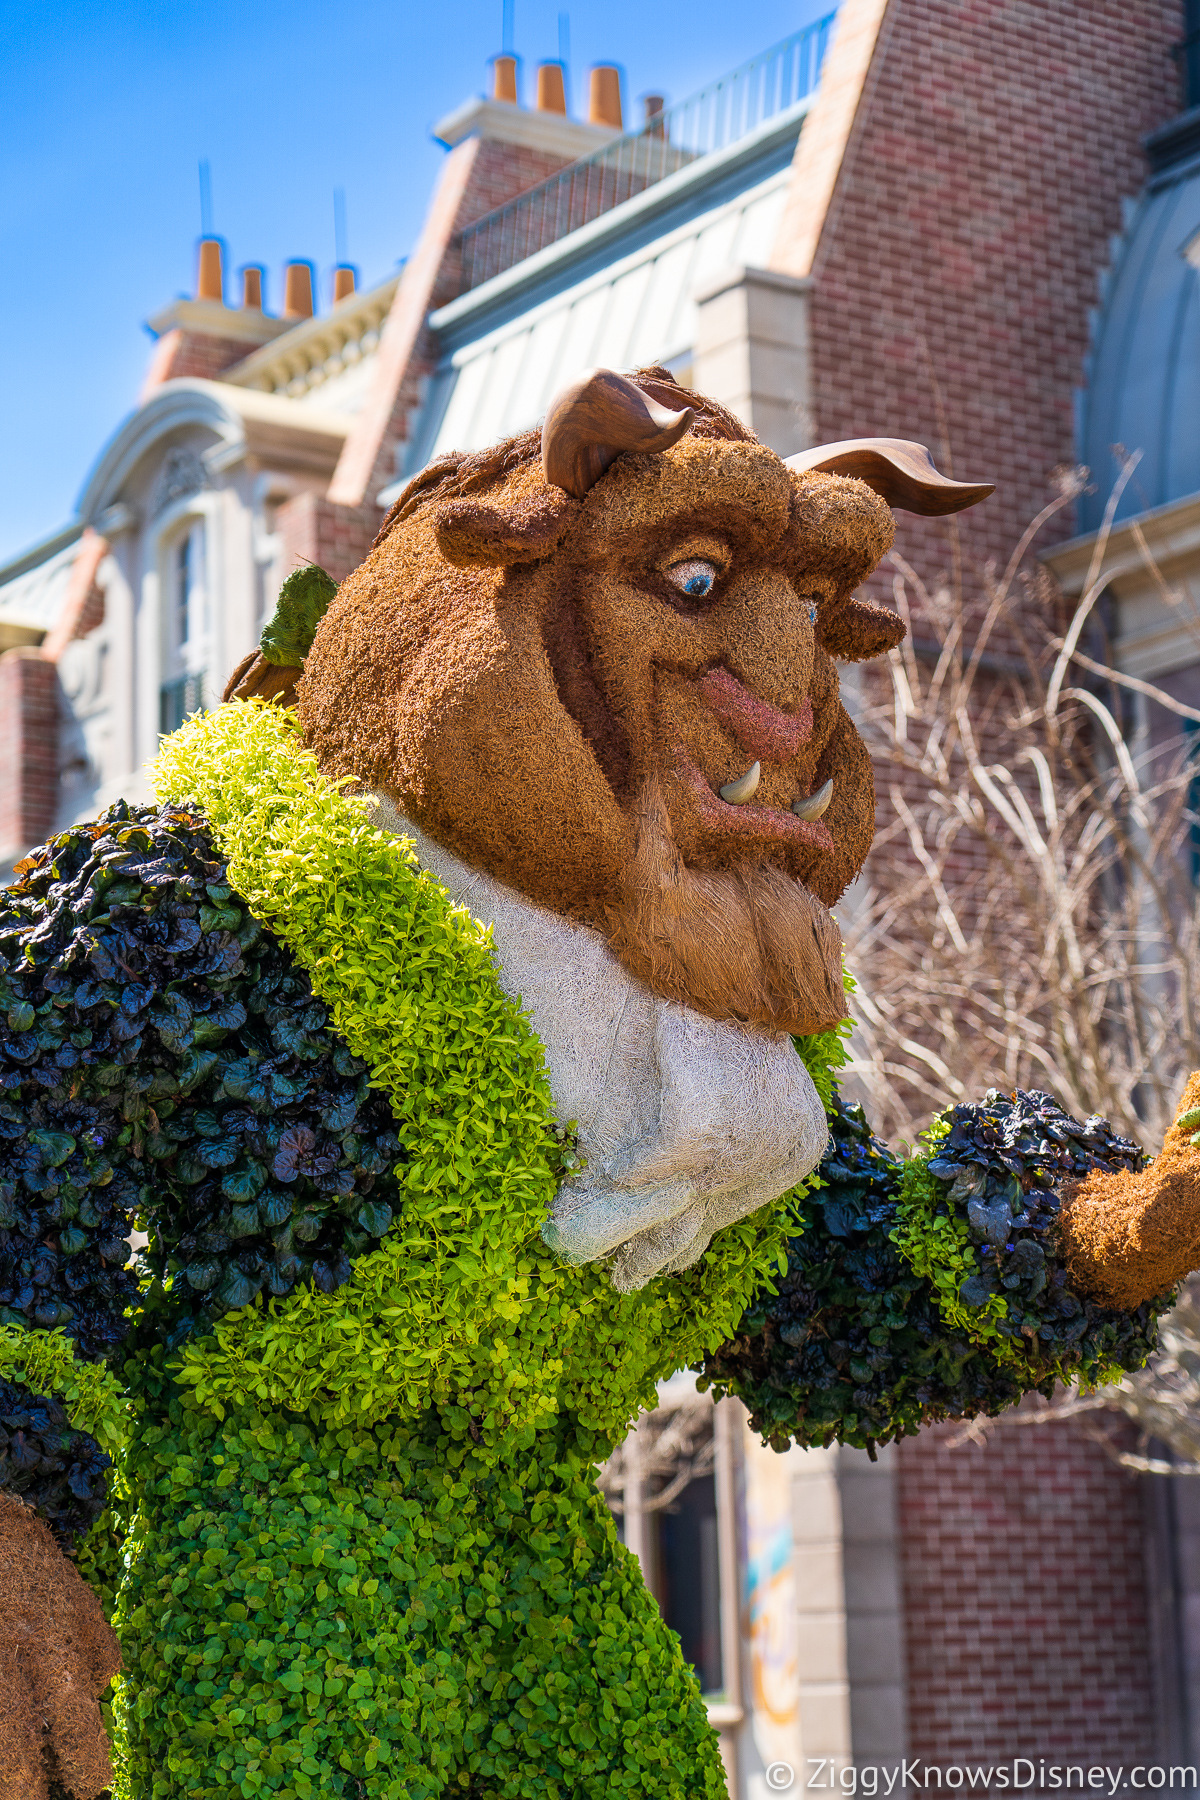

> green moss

[
  {"left": 259, "top": 565, "right": 338, "bottom": 668},
  {"left": 889, "top": 1119, "right": 1025, "bottom": 1370},
  {"left": 793, "top": 963, "right": 856, "bottom": 1116},
  {"left": 889, "top": 1103, "right": 1161, "bottom": 1389}
]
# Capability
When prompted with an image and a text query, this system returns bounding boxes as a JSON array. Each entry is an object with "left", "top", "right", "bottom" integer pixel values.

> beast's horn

[
  {"left": 542, "top": 367, "right": 695, "bottom": 498},
  {"left": 785, "top": 438, "right": 993, "bottom": 516}
]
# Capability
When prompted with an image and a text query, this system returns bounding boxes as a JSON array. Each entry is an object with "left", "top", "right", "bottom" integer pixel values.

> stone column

[{"left": 691, "top": 265, "right": 813, "bottom": 459}]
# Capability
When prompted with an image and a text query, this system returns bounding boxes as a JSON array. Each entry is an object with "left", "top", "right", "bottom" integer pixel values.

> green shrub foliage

[
  {"left": 701, "top": 1092, "right": 1031, "bottom": 1451},
  {"left": 150, "top": 703, "right": 802, "bottom": 1450},
  {"left": 909, "top": 1087, "right": 1164, "bottom": 1381},
  {"left": 0, "top": 1375, "right": 109, "bottom": 1549},
  {"left": 0, "top": 800, "right": 402, "bottom": 1357},
  {"left": 113, "top": 1376, "right": 726, "bottom": 1800},
  {"left": 0, "top": 701, "right": 818, "bottom": 1797},
  {"left": 1, "top": 697, "right": 1178, "bottom": 1798},
  {"left": 702, "top": 1088, "right": 1167, "bottom": 1453},
  {"left": 259, "top": 564, "right": 339, "bottom": 669}
]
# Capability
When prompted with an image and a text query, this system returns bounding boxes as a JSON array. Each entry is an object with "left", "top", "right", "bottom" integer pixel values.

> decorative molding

[
  {"left": 151, "top": 447, "right": 208, "bottom": 518},
  {"left": 1041, "top": 488, "right": 1200, "bottom": 595},
  {"left": 223, "top": 274, "right": 401, "bottom": 402},
  {"left": 144, "top": 297, "right": 291, "bottom": 348},
  {"left": 77, "top": 381, "right": 351, "bottom": 524},
  {"left": 94, "top": 502, "right": 138, "bottom": 538}
]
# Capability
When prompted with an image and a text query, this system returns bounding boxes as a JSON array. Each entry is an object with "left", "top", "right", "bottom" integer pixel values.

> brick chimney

[
  {"left": 140, "top": 238, "right": 290, "bottom": 398},
  {"left": 283, "top": 261, "right": 314, "bottom": 319},
  {"left": 327, "top": 53, "right": 624, "bottom": 508},
  {"left": 589, "top": 65, "right": 623, "bottom": 128}
]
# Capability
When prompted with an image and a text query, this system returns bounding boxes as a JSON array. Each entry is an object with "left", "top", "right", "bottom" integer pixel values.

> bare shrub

[{"left": 838, "top": 454, "right": 1200, "bottom": 1152}]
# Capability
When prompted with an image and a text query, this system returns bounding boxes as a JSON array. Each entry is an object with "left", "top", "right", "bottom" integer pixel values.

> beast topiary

[{"left": 3, "top": 368, "right": 1197, "bottom": 1800}]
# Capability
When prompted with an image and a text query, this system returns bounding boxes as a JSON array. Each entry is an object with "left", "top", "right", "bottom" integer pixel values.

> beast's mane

[{"left": 373, "top": 368, "right": 754, "bottom": 551}]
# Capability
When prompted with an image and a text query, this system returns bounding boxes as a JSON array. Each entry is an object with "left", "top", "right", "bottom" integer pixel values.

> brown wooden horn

[
  {"left": 542, "top": 367, "right": 695, "bottom": 498},
  {"left": 785, "top": 438, "right": 994, "bottom": 516}
]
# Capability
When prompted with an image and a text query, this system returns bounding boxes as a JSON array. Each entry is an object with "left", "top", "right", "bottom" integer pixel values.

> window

[
  {"left": 176, "top": 533, "right": 193, "bottom": 646},
  {"left": 161, "top": 520, "right": 207, "bottom": 735},
  {"left": 599, "top": 1386, "right": 738, "bottom": 1704},
  {"left": 656, "top": 1470, "right": 723, "bottom": 1693}
]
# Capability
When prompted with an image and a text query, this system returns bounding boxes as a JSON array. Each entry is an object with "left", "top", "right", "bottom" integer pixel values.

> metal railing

[{"left": 457, "top": 11, "right": 837, "bottom": 294}]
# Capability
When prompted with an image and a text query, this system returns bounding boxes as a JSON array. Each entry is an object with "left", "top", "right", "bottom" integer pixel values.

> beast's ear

[
  {"left": 436, "top": 489, "right": 578, "bottom": 568},
  {"left": 786, "top": 439, "right": 993, "bottom": 516},
  {"left": 816, "top": 598, "right": 907, "bottom": 662}
]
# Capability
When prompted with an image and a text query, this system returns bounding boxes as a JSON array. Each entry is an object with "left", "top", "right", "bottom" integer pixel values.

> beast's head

[{"left": 295, "top": 368, "right": 991, "bottom": 1036}]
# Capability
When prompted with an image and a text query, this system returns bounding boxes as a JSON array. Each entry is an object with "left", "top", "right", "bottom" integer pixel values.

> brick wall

[
  {"left": 0, "top": 650, "right": 59, "bottom": 869},
  {"left": 141, "top": 326, "right": 259, "bottom": 389},
  {"left": 276, "top": 492, "right": 384, "bottom": 586},
  {"left": 331, "top": 131, "right": 583, "bottom": 507},
  {"left": 898, "top": 1418, "right": 1159, "bottom": 1761},
  {"left": 795, "top": 3, "right": 1188, "bottom": 1761},
  {"left": 799, "top": 0, "right": 1181, "bottom": 596},
  {"left": 800, "top": 0, "right": 1186, "bottom": 1058}
]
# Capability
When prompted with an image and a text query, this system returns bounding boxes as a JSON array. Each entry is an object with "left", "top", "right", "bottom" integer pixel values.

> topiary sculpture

[{"left": 1, "top": 368, "right": 1197, "bottom": 1800}]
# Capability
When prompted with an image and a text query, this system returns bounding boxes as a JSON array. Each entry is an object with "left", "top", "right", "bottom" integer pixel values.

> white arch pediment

[
  {"left": 75, "top": 380, "right": 350, "bottom": 524},
  {"left": 75, "top": 381, "right": 247, "bottom": 524}
]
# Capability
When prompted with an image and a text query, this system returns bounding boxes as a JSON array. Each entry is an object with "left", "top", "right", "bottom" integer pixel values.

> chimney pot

[
  {"left": 536, "top": 62, "right": 567, "bottom": 114},
  {"left": 283, "top": 261, "right": 314, "bottom": 319},
  {"left": 589, "top": 65, "right": 623, "bottom": 129},
  {"left": 241, "top": 266, "right": 264, "bottom": 311},
  {"left": 492, "top": 53, "right": 518, "bottom": 104},
  {"left": 642, "top": 93, "right": 665, "bottom": 127},
  {"left": 333, "top": 266, "right": 357, "bottom": 304},
  {"left": 197, "top": 237, "right": 224, "bottom": 304}
]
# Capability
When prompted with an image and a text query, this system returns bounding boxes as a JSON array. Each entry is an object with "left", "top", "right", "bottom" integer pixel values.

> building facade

[{"left": 4, "top": 2, "right": 1200, "bottom": 1793}]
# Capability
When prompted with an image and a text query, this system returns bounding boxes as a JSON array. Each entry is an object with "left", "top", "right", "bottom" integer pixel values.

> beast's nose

[{"left": 696, "top": 667, "right": 812, "bottom": 761}]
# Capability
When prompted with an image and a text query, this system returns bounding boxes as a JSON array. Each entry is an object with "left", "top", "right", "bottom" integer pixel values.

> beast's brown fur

[
  {"left": 0, "top": 1493, "right": 121, "bottom": 1800},
  {"left": 1059, "top": 1072, "right": 1200, "bottom": 1310},
  {"left": 297, "top": 370, "right": 899, "bottom": 1034}
]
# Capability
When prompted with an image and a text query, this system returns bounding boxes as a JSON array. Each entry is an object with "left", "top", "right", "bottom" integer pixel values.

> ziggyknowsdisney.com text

[{"left": 796, "top": 1763, "right": 1200, "bottom": 1793}]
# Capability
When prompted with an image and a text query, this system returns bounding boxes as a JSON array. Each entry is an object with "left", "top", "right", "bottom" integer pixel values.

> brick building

[{"left": 3, "top": 2, "right": 1200, "bottom": 1792}]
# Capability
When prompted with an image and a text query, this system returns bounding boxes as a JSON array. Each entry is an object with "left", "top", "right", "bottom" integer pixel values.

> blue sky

[{"left": 0, "top": 0, "right": 832, "bottom": 564}]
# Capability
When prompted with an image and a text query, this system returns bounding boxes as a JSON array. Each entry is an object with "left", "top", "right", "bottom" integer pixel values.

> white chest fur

[{"left": 369, "top": 797, "right": 829, "bottom": 1290}]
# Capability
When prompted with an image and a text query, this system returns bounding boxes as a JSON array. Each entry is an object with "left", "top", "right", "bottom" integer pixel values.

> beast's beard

[{"left": 602, "top": 777, "right": 847, "bottom": 1037}]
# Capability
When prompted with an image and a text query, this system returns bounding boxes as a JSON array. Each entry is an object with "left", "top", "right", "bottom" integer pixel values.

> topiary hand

[
  {"left": 1060, "top": 1073, "right": 1200, "bottom": 1310},
  {"left": 0, "top": 1492, "right": 121, "bottom": 1800}
]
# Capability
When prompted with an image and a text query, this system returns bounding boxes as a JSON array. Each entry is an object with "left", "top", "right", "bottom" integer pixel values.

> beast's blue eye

[
  {"left": 809, "top": 604, "right": 817, "bottom": 624},
  {"left": 666, "top": 559, "right": 719, "bottom": 599}
]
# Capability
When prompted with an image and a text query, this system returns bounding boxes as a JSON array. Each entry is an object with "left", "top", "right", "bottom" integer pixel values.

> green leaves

[
  {"left": 259, "top": 564, "right": 338, "bottom": 669},
  {"left": 29, "top": 1129, "right": 76, "bottom": 1168},
  {"left": 114, "top": 1392, "right": 730, "bottom": 1800}
]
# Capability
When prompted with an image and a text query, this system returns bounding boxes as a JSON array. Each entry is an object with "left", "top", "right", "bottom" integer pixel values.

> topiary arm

[
  {"left": 0, "top": 1489, "right": 122, "bottom": 1800},
  {"left": 703, "top": 1085, "right": 1179, "bottom": 1456}
]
